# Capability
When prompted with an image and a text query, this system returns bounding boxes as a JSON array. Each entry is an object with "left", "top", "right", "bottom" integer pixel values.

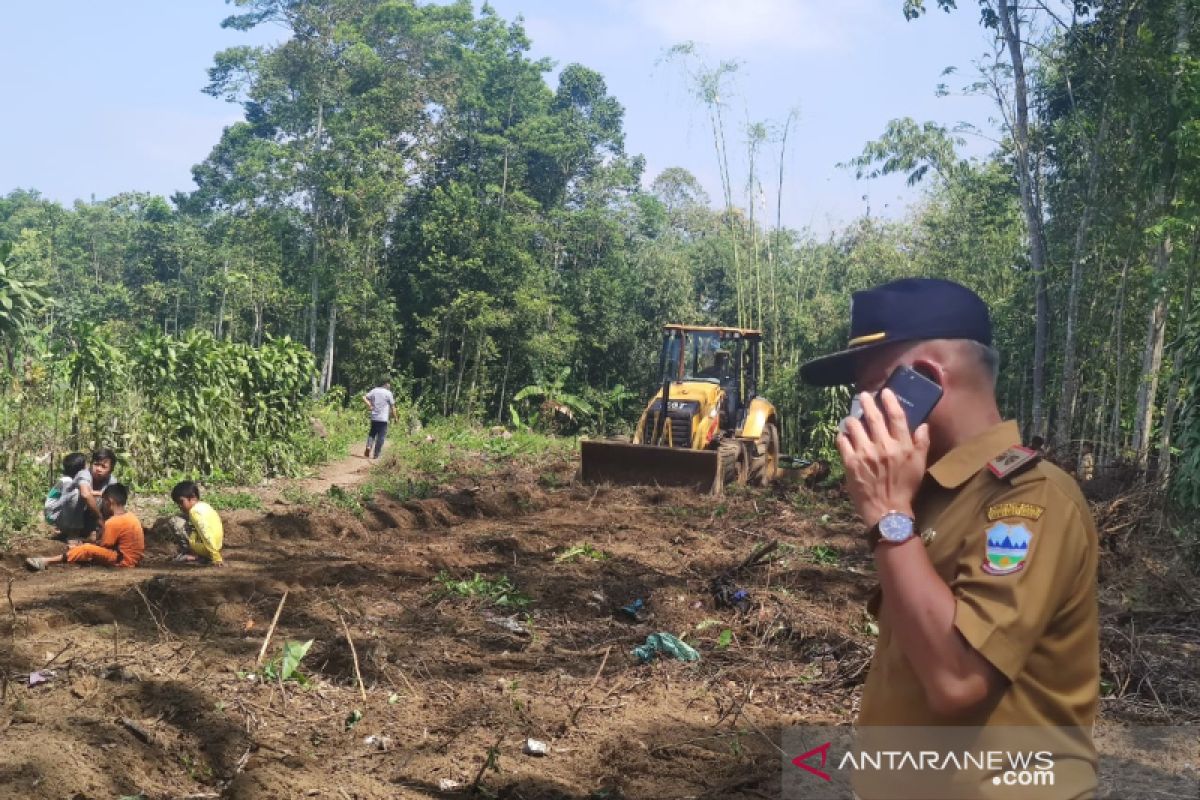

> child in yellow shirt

[{"left": 170, "top": 480, "right": 224, "bottom": 566}]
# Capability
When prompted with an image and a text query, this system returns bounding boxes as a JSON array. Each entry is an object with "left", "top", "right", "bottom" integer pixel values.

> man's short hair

[
  {"left": 965, "top": 340, "right": 1000, "bottom": 386},
  {"left": 62, "top": 452, "right": 87, "bottom": 477},
  {"left": 171, "top": 480, "right": 200, "bottom": 503},
  {"left": 103, "top": 482, "right": 129, "bottom": 506},
  {"left": 91, "top": 447, "right": 118, "bottom": 466}
]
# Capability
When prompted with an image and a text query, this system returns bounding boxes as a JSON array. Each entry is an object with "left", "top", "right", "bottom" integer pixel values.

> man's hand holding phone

[{"left": 837, "top": 388, "right": 930, "bottom": 529}]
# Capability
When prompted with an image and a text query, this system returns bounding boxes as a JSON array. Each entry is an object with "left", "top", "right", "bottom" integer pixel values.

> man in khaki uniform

[{"left": 801, "top": 278, "right": 1099, "bottom": 799}]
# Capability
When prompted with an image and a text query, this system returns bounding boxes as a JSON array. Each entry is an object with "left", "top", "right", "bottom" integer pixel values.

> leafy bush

[{"left": 0, "top": 328, "right": 362, "bottom": 548}]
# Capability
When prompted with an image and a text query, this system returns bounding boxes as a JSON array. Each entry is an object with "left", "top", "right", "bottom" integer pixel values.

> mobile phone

[
  {"left": 883, "top": 365, "right": 943, "bottom": 432},
  {"left": 839, "top": 365, "right": 943, "bottom": 435}
]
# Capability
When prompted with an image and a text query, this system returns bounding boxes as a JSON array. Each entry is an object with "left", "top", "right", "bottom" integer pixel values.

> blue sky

[{"left": 0, "top": 1, "right": 1000, "bottom": 233}]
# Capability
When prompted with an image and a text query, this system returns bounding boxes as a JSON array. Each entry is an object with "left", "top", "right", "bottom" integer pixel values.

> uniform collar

[{"left": 927, "top": 420, "right": 1021, "bottom": 488}]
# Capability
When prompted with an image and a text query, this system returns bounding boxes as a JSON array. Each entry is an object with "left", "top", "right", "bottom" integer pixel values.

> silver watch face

[{"left": 879, "top": 513, "right": 915, "bottom": 543}]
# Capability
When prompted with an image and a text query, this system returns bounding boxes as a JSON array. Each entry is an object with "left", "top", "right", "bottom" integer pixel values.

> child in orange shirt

[{"left": 25, "top": 483, "right": 144, "bottom": 571}]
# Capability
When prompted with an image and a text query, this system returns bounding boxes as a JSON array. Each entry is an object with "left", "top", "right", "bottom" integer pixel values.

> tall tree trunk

[
  {"left": 1056, "top": 101, "right": 1115, "bottom": 453},
  {"left": 747, "top": 128, "right": 763, "bottom": 334},
  {"left": 771, "top": 109, "right": 796, "bottom": 368},
  {"left": 1132, "top": 0, "right": 1191, "bottom": 470},
  {"left": 496, "top": 346, "right": 512, "bottom": 423},
  {"left": 1155, "top": 233, "right": 1199, "bottom": 484},
  {"left": 308, "top": 100, "right": 325, "bottom": 393},
  {"left": 215, "top": 256, "right": 229, "bottom": 340},
  {"left": 1074, "top": 387, "right": 1097, "bottom": 477},
  {"left": 320, "top": 303, "right": 337, "bottom": 393},
  {"left": 997, "top": 0, "right": 1051, "bottom": 438},
  {"left": 467, "top": 332, "right": 486, "bottom": 418},
  {"left": 452, "top": 327, "right": 469, "bottom": 414},
  {"left": 1105, "top": 258, "right": 1131, "bottom": 465},
  {"left": 498, "top": 89, "right": 516, "bottom": 217},
  {"left": 1056, "top": 2, "right": 1133, "bottom": 453},
  {"left": 91, "top": 232, "right": 101, "bottom": 285},
  {"left": 253, "top": 302, "right": 264, "bottom": 348},
  {"left": 705, "top": 90, "right": 744, "bottom": 329},
  {"left": 440, "top": 318, "right": 452, "bottom": 417}
]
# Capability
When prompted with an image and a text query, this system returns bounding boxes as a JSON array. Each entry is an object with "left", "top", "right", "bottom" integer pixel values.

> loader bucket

[{"left": 580, "top": 440, "right": 723, "bottom": 494}]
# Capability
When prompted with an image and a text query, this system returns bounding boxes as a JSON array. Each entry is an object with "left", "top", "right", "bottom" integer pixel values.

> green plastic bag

[{"left": 632, "top": 632, "right": 700, "bottom": 664}]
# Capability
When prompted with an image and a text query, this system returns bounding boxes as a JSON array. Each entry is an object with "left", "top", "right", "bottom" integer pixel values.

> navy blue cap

[{"left": 799, "top": 277, "right": 992, "bottom": 387}]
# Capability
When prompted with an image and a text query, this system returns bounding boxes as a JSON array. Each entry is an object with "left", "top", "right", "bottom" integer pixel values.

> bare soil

[{"left": 0, "top": 441, "right": 1195, "bottom": 800}]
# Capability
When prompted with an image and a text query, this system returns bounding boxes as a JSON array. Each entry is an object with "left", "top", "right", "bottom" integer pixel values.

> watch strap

[{"left": 867, "top": 522, "right": 883, "bottom": 551}]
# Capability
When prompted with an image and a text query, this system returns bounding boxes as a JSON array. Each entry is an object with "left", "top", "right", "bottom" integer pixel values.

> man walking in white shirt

[{"left": 362, "top": 378, "right": 397, "bottom": 459}]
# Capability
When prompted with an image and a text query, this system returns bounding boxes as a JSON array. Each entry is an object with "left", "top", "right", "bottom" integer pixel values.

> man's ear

[{"left": 911, "top": 358, "right": 944, "bottom": 387}]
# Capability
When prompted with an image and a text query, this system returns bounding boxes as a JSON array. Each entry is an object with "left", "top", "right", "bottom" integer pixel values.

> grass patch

[
  {"left": 555, "top": 542, "right": 609, "bottom": 563},
  {"left": 386, "top": 419, "right": 573, "bottom": 483},
  {"left": 205, "top": 490, "right": 263, "bottom": 511},
  {"left": 325, "top": 484, "right": 363, "bottom": 516},
  {"left": 806, "top": 544, "right": 841, "bottom": 566},
  {"left": 761, "top": 541, "right": 840, "bottom": 568},
  {"left": 433, "top": 571, "right": 531, "bottom": 609},
  {"left": 280, "top": 485, "right": 317, "bottom": 505},
  {"left": 354, "top": 474, "right": 434, "bottom": 506}
]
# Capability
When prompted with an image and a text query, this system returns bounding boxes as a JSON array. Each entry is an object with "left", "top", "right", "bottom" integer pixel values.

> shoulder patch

[
  {"left": 987, "top": 502, "right": 1044, "bottom": 521},
  {"left": 987, "top": 446, "right": 1039, "bottom": 479},
  {"left": 982, "top": 521, "right": 1033, "bottom": 575}
]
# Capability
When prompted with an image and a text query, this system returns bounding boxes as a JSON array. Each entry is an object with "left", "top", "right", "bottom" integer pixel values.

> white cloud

[{"left": 613, "top": 0, "right": 875, "bottom": 53}]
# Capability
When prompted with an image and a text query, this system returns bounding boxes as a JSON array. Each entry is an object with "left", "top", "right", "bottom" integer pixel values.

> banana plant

[{"left": 514, "top": 367, "right": 592, "bottom": 431}]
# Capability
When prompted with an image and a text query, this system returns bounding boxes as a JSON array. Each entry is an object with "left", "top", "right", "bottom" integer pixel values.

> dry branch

[
  {"left": 569, "top": 645, "right": 612, "bottom": 726},
  {"left": 337, "top": 609, "right": 368, "bottom": 703},
  {"left": 256, "top": 590, "right": 289, "bottom": 666},
  {"left": 119, "top": 716, "right": 154, "bottom": 744},
  {"left": 133, "top": 584, "right": 169, "bottom": 641}
]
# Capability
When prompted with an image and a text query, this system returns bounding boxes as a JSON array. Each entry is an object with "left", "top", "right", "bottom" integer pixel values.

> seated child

[
  {"left": 26, "top": 483, "right": 143, "bottom": 571},
  {"left": 45, "top": 452, "right": 87, "bottom": 543},
  {"left": 78, "top": 448, "right": 119, "bottom": 542},
  {"left": 170, "top": 480, "right": 224, "bottom": 566}
]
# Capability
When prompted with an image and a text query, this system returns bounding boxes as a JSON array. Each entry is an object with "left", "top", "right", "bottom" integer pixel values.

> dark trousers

[{"left": 366, "top": 420, "right": 388, "bottom": 458}]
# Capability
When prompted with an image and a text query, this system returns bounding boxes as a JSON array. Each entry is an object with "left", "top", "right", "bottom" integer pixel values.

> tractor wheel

[
  {"left": 718, "top": 440, "right": 749, "bottom": 490},
  {"left": 757, "top": 423, "right": 781, "bottom": 486}
]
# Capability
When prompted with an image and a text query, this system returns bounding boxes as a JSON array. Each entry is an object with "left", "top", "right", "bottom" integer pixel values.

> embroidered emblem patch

[
  {"left": 987, "top": 446, "right": 1038, "bottom": 479},
  {"left": 982, "top": 521, "right": 1033, "bottom": 575},
  {"left": 987, "top": 502, "right": 1044, "bottom": 521}
]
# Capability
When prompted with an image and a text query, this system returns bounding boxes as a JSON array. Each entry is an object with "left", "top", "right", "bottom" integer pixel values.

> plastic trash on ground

[
  {"left": 27, "top": 670, "right": 56, "bottom": 687},
  {"left": 618, "top": 598, "right": 649, "bottom": 622},
  {"left": 632, "top": 632, "right": 700, "bottom": 664},
  {"left": 523, "top": 737, "right": 550, "bottom": 756}
]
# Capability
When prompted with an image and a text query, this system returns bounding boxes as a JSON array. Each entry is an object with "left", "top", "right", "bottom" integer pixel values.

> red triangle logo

[{"left": 791, "top": 741, "right": 832, "bottom": 781}]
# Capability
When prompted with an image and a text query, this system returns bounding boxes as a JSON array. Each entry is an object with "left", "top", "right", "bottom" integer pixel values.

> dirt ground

[{"left": 1, "top": 440, "right": 1196, "bottom": 800}]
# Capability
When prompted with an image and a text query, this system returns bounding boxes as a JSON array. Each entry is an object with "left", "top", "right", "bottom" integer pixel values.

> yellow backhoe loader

[{"left": 580, "top": 325, "right": 781, "bottom": 493}]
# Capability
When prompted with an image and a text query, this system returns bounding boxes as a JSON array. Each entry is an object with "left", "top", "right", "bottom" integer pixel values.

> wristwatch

[{"left": 869, "top": 510, "right": 916, "bottom": 549}]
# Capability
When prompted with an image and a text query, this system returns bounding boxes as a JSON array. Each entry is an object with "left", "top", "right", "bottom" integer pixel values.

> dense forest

[{"left": 2, "top": 0, "right": 1199, "bottom": 523}]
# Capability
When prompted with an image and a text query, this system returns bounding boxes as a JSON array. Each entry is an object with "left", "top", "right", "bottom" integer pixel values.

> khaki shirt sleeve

[{"left": 950, "top": 480, "right": 1088, "bottom": 681}]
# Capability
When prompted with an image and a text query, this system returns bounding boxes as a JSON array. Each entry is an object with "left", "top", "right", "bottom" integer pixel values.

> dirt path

[
  {"left": 296, "top": 444, "right": 375, "bottom": 495},
  {"left": 243, "top": 443, "right": 376, "bottom": 508}
]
